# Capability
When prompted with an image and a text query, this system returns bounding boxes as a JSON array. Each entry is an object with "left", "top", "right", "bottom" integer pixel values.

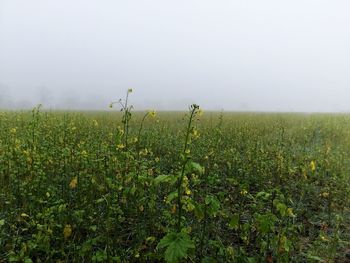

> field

[{"left": 1, "top": 103, "right": 350, "bottom": 262}]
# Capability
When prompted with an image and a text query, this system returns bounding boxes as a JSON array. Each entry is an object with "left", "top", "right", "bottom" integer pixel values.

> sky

[{"left": 0, "top": 0, "right": 350, "bottom": 112}]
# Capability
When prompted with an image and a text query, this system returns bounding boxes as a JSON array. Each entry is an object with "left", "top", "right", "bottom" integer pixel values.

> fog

[{"left": 1, "top": 0, "right": 350, "bottom": 111}]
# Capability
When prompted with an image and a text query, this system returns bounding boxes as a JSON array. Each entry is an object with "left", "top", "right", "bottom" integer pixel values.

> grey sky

[{"left": 0, "top": 0, "right": 350, "bottom": 111}]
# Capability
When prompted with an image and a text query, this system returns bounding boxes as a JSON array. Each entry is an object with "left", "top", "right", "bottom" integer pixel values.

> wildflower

[
  {"left": 148, "top": 110, "right": 157, "bottom": 118},
  {"left": 155, "top": 157, "right": 160, "bottom": 163},
  {"left": 46, "top": 192, "right": 51, "bottom": 198},
  {"left": 117, "top": 144, "right": 125, "bottom": 150},
  {"left": 240, "top": 189, "right": 248, "bottom": 196},
  {"left": 117, "top": 126, "right": 124, "bottom": 135},
  {"left": 139, "top": 205, "right": 144, "bottom": 212},
  {"left": 310, "top": 160, "right": 316, "bottom": 172},
  {"left": 192, "top": 129, "right": 200, "bottom": 139},
  {"left": 81, "top": 150, "right": 88, "bottom": 157},
  {"left": 321, "top": 192, "right": 329, "bottom": 198},
  {"left": 185, "top": 188, "right": 191, "bottom": 195},
  {"left": 320, "top": 234, "right": 329, "bottom": 242},
  {"left": 63, "top": 224, "right": 72, "bottom": 239},
  {"left": 185, "top": 149, "right": 191, "bottom": 155},
  {"left": 287, "top": 208, "right": 296, "bottom": 217},
  {"left": 69, "top": 177, "right": 78, "bottom": 189},
  {"left": 140, "top": 148, "right": 148, "bottom": 156},
  {"left": 10, "top": 128, "right": 17, "bottom": 134}
]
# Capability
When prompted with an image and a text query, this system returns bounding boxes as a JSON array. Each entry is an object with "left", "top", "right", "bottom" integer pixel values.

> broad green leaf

[
  {"left": 154, "top": 174, "right": 177, "bottom": 185},
  {"left": 157, "top": 232, "right": 195, "bottom": 263},
  {"left": 276, "top": 202, "right": 287, "bottom": 217},
  {"left": 256, "top": 213, "right": 277, "bottom": 234},
  {"left": 186, "top": 161, "right": 205, "bottom": 174},
  {"left": 166, "top": 191, "right": 178, "bottom": 203},
  {"left": 205, "top": 195, "right": 221, "bottom": 216}
]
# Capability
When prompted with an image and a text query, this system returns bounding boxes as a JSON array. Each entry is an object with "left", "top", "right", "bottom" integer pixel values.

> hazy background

[{"left": 1, "top": 0, "right": 350, "bottom": 111}]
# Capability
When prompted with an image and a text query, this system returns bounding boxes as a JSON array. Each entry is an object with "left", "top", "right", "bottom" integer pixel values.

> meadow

[{"left": 1, "top": 99, "right": 349, "bottom": 262}]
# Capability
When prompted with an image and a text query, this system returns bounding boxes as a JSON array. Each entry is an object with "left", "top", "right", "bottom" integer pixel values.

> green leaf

[
  {"left": 154, "top": 174, "right": 177, "bottom": 185},
  {"left": 0, "top": 219, "right": 5, "bottom": 226},
  {"left": 187, "top": 161, "right": 205, "bottom": 174},
  {"left": 166, "top": 191, "right": 178, "bottom": 203},
  {"left": 306, "top": 254, "right": 324, "bottom": 262},
  {"left": 276, "top": 202, "right": 287, "bottom": 217},
  {"left": 256, "top": 213, "right": 277, "bottom": 234},
  {"left": 229, "top": 214, "right": 239, "bottom": 230},
  {"left": 205, "top": 195, "right": 221, "bottom": 217},
  {"left": 92, "top": 250, "right": 108, "bottom": 262},
  {"left": 157, "top": 232, "right": 195, "bottom": 263},
  {"left": 194, "top": 204, "right": 204, "bottom": 221}
]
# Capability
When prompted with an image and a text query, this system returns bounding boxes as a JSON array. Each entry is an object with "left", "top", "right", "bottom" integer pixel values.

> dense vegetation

[{"left": 1, "top": 97, "right": 349, "bottom": 262}]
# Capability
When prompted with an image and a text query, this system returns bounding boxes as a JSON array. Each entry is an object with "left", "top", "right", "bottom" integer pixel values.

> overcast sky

[{"left": 0, "top": 0, "right": 350, "bottom": 111}]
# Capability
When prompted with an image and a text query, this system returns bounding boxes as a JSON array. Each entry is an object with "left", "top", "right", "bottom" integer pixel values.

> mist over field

[
  {"left": 1, "top": 0, "right": 350, "bottom": 111},
  {"left": 2, "top": 2, "right": 350, "bottom": 262}
]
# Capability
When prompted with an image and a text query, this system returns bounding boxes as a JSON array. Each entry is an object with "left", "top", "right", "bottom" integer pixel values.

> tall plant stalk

[{"left": 176, "top": 104, "right": 199, "bottom": 232}]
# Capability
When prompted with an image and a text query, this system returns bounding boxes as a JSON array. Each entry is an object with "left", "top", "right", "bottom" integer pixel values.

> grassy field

[{"left": 1, "top": 104, "right": 349, "bottom": 262}]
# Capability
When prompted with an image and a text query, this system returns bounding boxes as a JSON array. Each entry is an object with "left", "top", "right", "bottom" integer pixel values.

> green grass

[{"left": 0, "top": 107, "right": 349, "bottom": 262}]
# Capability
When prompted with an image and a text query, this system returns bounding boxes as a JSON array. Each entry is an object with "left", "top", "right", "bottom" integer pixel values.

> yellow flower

[
  {"left": 139, "top": 148, "right": 149, "bottom": 156},
  {"left": 321, "top": 192, "right": 329, "bottom": 198},
  {"left": 240, "top": 189, "right": 248, "bottom": 196},
  {"left": 192, "top": 129, "right": 200, "bottom": 139},
  {"left": 320, "top": 234, "right": 329, "bottom": 242},
  {"left": 287, "top": 208, "right": 296, "bottom": 217},
  {"left": 63, "top": 224, "right": 72, "bottom": 239},
  {"left": 310, "top": 160, "right": 316, "bottom": 172},
  {"left": 117, "top": 126, "right": 124, "bottom": 135},
  {"left": 148, "top": 110, "right": 157, "bottom": 118},
  {"left": 171, "top": 204, "right": 177, "bottom": 214},
  {"left": 185, "top": 188, "right": 191, "bottom": 195},
  {"left": 117, "top": 144, "right": 125, "bottom": 150},
  {"left": 69, "top": 177, "right": 78, "bottom": 189}
]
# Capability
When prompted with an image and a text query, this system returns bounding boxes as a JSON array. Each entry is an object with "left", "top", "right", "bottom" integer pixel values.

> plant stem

[{"left": 177, "top": 105, "right": 198, "bottom": 232}]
